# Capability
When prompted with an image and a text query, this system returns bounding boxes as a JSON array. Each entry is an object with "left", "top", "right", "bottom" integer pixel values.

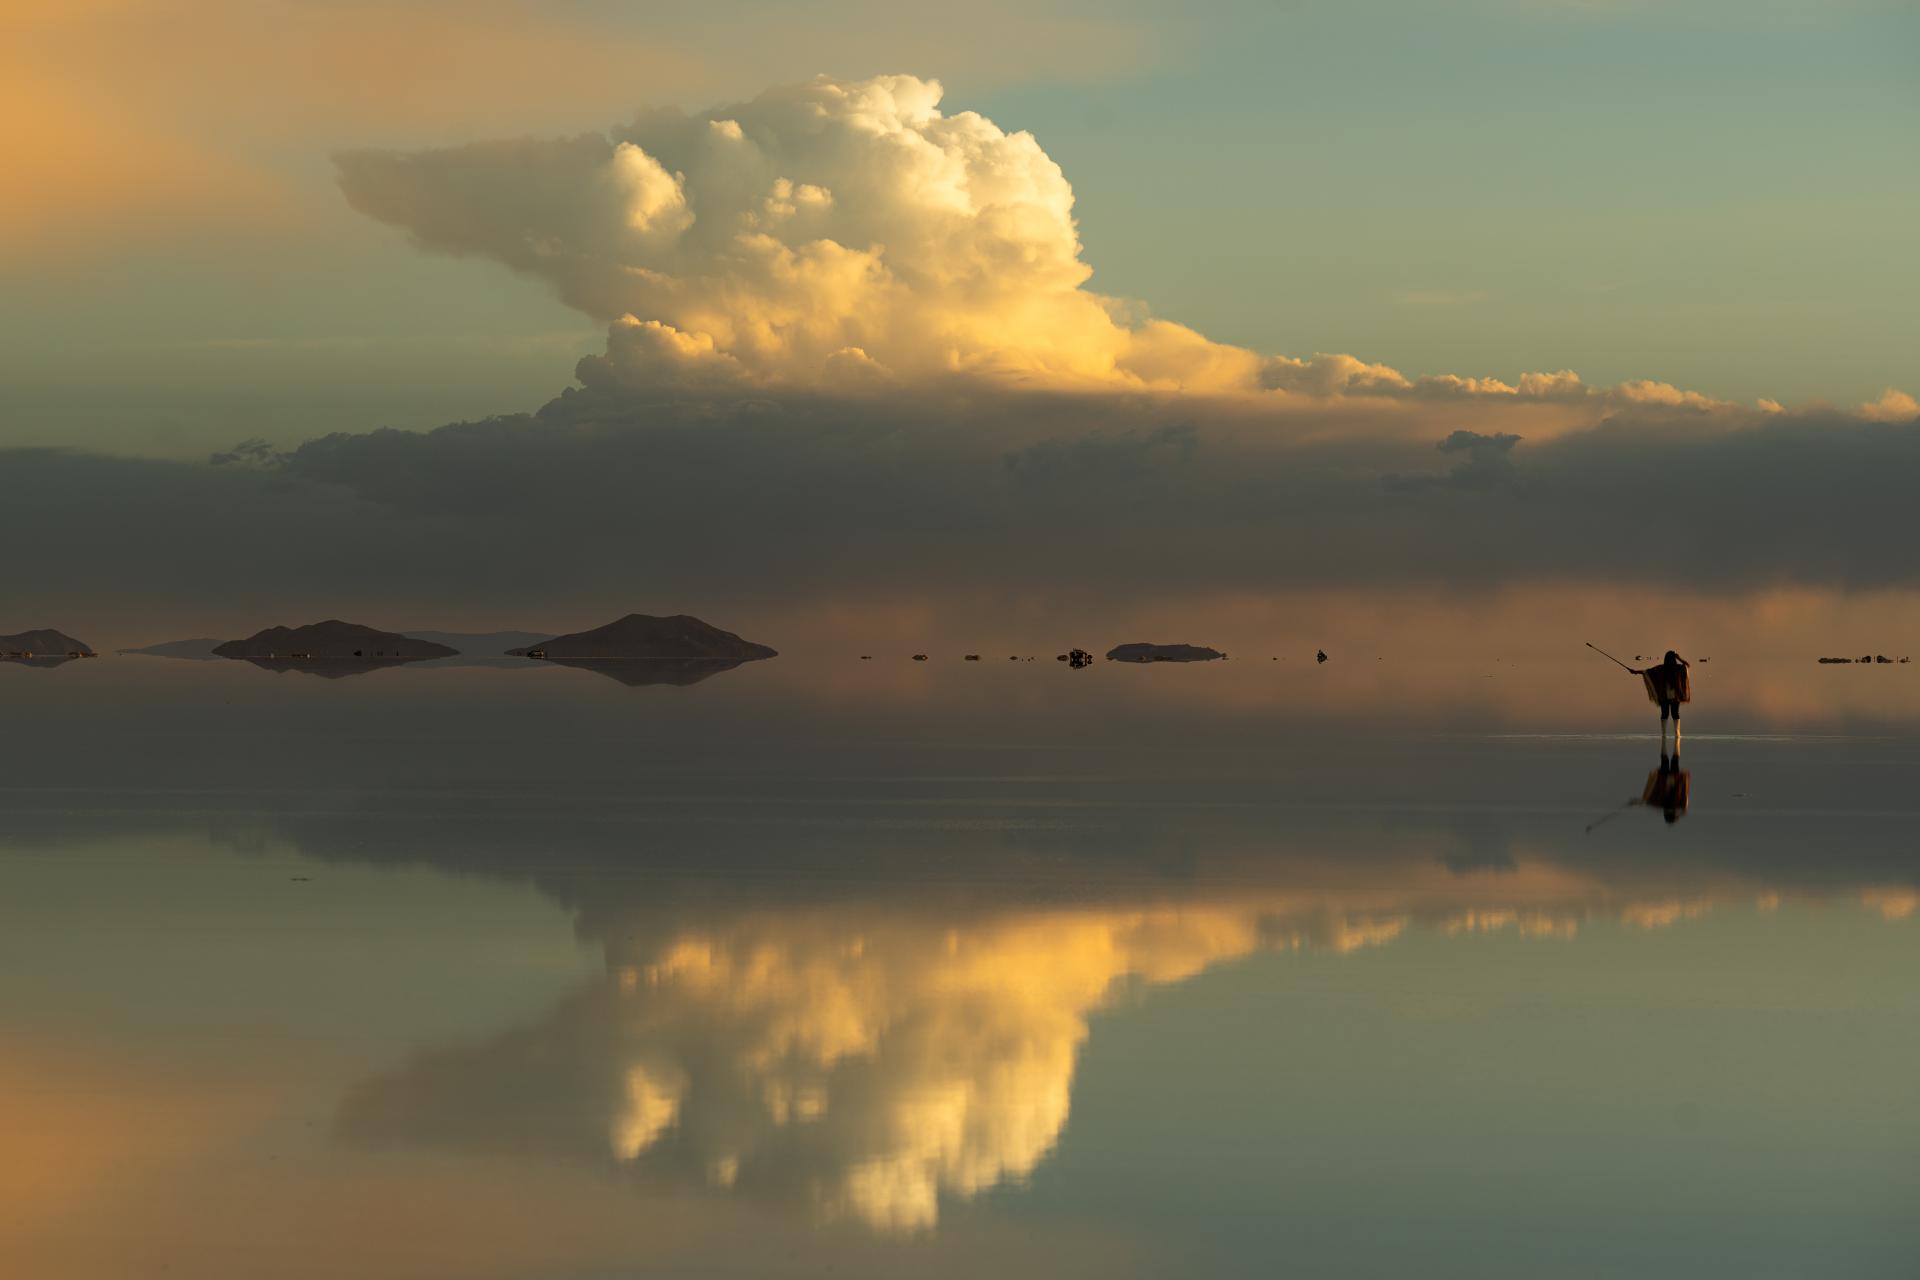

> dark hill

[
  {"left": 508, "top": 614, "right": 776, "bottom": 662},
  {"left": 1105, "top": 642, "right": 1225, "bottom": 663},
  {"left": 213, "top": 621, "right": 458, "bottom": 661},
  {"left": 0, "top": 629, "right": 95, "bottom": 657}
]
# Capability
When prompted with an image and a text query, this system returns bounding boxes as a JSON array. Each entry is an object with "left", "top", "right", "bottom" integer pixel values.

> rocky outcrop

[
  {"left": 0, "top": 629, "right": 94, "bottom": 658},
  {"left": 213, "top": 621, "right": 458, "bottom": 661},
  {"left": 509, "top": 614, "right": 775, "bottom": 662},
  {"left": 1105, "top": 643, "right": 1224, "bottom": 663}
]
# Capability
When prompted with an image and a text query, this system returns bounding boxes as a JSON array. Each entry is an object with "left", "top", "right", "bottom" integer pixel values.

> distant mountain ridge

[
  {"left": 509, "top": 614, "right": 777, "bottom": 661},
  {"left": 1, "top": 629, "right": 94, "bottom": 657},
  {"left": 213, "top": 621, "right": 459, "bottom": 661}
]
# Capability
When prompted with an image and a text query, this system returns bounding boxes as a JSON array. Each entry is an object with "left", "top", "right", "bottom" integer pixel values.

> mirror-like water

[{"left": 3, "top": 658, "right": 1914, "bottom": 1278}]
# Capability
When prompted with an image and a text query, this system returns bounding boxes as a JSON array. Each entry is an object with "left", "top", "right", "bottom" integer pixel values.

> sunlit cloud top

[
  {"left": 338, "top": 74, "right": 1888, "bottom": 413},
  {"left": 339, "top": 74, "right": 1243, "bottom": 393}
]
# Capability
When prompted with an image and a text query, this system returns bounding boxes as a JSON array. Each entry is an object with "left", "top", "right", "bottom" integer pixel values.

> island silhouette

[
  {"left": 506, "top": 614, "right": 776, "bottom": 688},
  {"left": 1105, "top": 642, "right": 1225, "bottom": 663},
  {"left": 508, "top": 614, "right": 777, "bottom": 662},
  {"left": 212, "top": 620, "right": 459, "bottom": 675},
  {"left": 1, "top": 629, "right": 95, "bottom": 665},
  {"left": 124, "top": 629, "right": 554, "bottom": 664}
]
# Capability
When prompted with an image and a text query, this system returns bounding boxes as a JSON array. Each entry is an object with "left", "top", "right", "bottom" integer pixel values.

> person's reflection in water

[
  {"left": 1640, "top": 750, "right": 1690, "bottom": 824},
  {"left": 1587, "top": 749, "right": 1692, "bottom": 831}
]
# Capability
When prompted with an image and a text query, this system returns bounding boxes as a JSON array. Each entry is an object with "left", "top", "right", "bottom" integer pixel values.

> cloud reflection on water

[{"left": 335, "top": 845, "right": 1913, "bottom": 1232}]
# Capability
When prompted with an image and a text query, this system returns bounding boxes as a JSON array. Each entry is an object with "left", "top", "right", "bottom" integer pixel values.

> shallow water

[{"left": 3, "top": 657, "right": 1915, "bottom": 1278}]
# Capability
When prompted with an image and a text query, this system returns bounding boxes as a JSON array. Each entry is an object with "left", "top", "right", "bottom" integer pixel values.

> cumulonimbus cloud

[
  {"left": 338, "top": 73, "right": 1899, "bottom": 418},
  {"left": 338, "top": 75, "right": 1159, "bottom": 392}
]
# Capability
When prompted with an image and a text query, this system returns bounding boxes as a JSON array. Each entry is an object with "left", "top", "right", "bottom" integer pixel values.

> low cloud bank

[
  {"left": 4, "top": 384, "right": 1917, "bottom": 628},
  {"left": 267, "top": 387, "right": 1920, "bottom": 598}
]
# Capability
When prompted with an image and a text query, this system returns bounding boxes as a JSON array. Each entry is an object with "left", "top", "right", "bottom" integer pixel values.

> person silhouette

[
  {"left": 1631, "top": 650, "right": 1691, "bottom": 742},
  {"left": 1640, "top": 748, "right": 1690, "bottom": 824}
]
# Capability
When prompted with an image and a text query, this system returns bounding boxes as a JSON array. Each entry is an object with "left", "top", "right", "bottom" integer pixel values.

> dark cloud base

[{"left": 5, "top": 384, "right": 1918, "bottom": 623}]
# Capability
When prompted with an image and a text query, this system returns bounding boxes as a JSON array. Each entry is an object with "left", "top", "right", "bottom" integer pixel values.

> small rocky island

[
  {"left": 1, "top": 629, "right": 95, "bottom": 659},
  {"left": 1105, "top": 642, "right": 1225, "bottom": 663},
  {"left": 508, "top": 614, "right": 777, "bottom": 662},
  {"left": 213, "top": 621, "right": 459, "bottom": 662}
]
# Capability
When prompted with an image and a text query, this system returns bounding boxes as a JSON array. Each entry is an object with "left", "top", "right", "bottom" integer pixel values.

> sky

[
  {"left": 2, "top": 0, "right": 1917, "bottom": 636},
  {"left": 3, "top": 0, "right": 1913, "bottom": 456}
]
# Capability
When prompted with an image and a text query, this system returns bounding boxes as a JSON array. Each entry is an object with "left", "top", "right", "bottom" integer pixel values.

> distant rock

[
  {"left": 964, "top": 654, "right": 981, "bottom": 661},
  {"left": 508, "top": 613, "right": 776, "bottom": 662},
  {"left": 0, "top": 629, "right": 95, "bottom": 658},
  {"left": 118, "top": 638, "right": 221, "bottom": 660},
  {"left": 1105, "top": 643, "right": 1224, "bottom": 664},
  {"left": 1817, "top": 656, "right": 1854, "bottom": 664},
  {"left": 912, "top": 654, "right": 929, "bottom": 662},
  {"left": 1056, "top": 648, "right": 1093, "bottom": 668},
  {"left": 214, "top": 621, "right": 458, "bottom": 662},
  {"left": 1316, "top": 649, "right": 1329, "bottom": 664}
]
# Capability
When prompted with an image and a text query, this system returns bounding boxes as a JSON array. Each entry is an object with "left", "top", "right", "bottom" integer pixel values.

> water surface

[{"left": 3, "top": 657, "right": 1915, "bottom": 1278}]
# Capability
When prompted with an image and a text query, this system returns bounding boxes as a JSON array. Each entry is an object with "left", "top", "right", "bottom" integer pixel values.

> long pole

[
  {"left": 1585, "top": 642, "right": 1635, "bottom": 673},
  {"left": 1585, "top": 800, "right": 1637, "bottom": 834}
]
